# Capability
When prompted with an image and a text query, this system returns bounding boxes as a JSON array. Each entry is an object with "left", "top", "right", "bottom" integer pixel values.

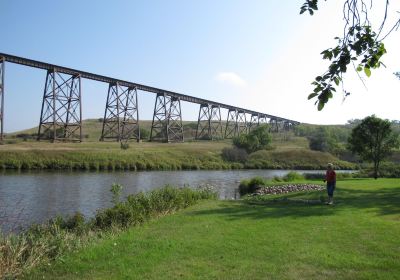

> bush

[
  {"left": 16, "top": 134, "right": 33, "bottom": 141},
  {"left": 233, "top": 125, "right": 271, "bottom": 153},
  {"left": 140, "top": 128, "right": 150, "bottom": 140},
  {"left": 356, "top": 162, "right": 400, "bottom": 178},
  {"left": 221, "top": 147, "right": 248, "bottom": 162},
  {"left": 53, "top": 212, "right": 86, "bottom": 233},
  {"left": 94, "top": 185, "right": 217, "bottom": 230},
  {"left": 281, "top": 171, "right": 304, "bottom": 182},
  {"left": 307, "top": 127, "right": 342, "bottom": 155},
  {"left": 239, "top": 176, "right": 267, "bottom": 195},
  {"left": 110, "top": 183, "right": 123, "bottom": 205},
  {"left": 120, "top": 142, "right": 130, "bottom": 150}
]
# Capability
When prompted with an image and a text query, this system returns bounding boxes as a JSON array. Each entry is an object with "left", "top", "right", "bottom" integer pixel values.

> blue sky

[{"left": 1, "top": 0, "right": 400, "bottom": 131}]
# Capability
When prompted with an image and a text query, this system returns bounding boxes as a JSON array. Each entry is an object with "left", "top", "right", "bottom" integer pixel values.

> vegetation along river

[{"left": 0, "top": 169, "right": 341, "bottom": 232}]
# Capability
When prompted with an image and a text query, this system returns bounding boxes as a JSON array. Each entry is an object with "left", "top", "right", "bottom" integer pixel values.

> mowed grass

[{"left": 26, "top": 179, "right": 400, "bottom": 279}]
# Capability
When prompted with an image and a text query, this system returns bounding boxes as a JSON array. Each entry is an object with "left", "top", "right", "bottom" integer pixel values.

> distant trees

[
  {"left": 233, "top": 125, "right": 271, "bottom": 153},
  {"left": 308, "top": 128, "right": 339, "bottom": 154},
  {"left": 295, "top": 125, "right": 347, "bottom": 155},
  {"left": 347, "top": 115, "right": 399, "bottom": 179}
]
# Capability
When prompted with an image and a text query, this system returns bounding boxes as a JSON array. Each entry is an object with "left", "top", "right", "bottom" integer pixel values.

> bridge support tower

[
  {"left": 38, "top": 69, "right": 82, "bottom": 142},
  {"left": 224, "top": 109, "right": 237, "bottom": 139},
  {"left": 248, "top": 113, "right": 259, "bottom": 132},
  {"left": 100, "top": 83, "right": 140, "bottom": 142},
  {"left": 150, "top": 93, "right": 183, "bottom": 142},
  {"left": 269, "top": 118, "right": 280, "bottom": 133},
  {"left": 196, "top": 104, "right": 223, "bottom": 140},
  {"left": 0, "top": 57, "right": 4, "bottom": 142},
  {"left": 236, "top": 110, "right": 247, "bottom": 135}
]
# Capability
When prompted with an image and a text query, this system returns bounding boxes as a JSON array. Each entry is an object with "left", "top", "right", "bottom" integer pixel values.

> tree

[
  {"left": 347, "top": 115, "right": 399, "bottom": 178},
  {"left": 308, "top": 127, "right": 341, "bottom": 154},
  {"left": 233, "top": 125, "right": 271, "bottom": 153},
  {"left": 301, "top": 1, "right": 400, "bottom": 110}
]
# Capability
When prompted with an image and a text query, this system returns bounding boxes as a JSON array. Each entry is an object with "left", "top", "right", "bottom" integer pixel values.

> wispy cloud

[{"left": 215, "top": 72, "right": 247, "bottom": 87}]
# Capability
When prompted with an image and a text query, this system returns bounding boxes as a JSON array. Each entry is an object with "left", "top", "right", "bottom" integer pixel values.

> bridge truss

[{"left": 0, "top": 53, "right": 300, "bottom": 142}]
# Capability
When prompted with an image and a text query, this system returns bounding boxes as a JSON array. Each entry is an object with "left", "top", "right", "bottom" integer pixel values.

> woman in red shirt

[{"left": 325, "top": 163, "right": 336, "bottom": 205}]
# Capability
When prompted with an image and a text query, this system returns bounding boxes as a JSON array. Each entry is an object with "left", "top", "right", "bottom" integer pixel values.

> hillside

[
  {"left": 0, "top": 120, "right": 356, "bottom": 171},
  {"left": 5, "top": 119, "right": 200, "bottom": 142}
]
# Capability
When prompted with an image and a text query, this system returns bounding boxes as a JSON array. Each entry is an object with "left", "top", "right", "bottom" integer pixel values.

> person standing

[{"left": 325, "top": 163, "right": 336, "bottom": 205}]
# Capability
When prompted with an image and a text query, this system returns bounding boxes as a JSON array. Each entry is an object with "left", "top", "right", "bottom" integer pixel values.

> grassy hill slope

[{"left": 0, "top": 120, "right": 355, "bottom": 171}]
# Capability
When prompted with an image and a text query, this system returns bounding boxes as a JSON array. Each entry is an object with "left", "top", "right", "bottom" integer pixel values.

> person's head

[{"left": 327, "top": 163, "right": 333, "bottom": 170}]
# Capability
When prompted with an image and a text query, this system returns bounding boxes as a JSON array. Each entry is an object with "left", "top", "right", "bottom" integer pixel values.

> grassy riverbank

[
  {"left": 0, "top": 186, "right": 217, "bottom": 278},
  {"left": 27, "top": 179, "right": 400, "bottom": 279},
  {"left": 0, "top": 133, "right": 354, "bottom": 171}
]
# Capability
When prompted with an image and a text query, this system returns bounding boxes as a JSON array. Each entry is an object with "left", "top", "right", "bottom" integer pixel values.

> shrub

[
  {"left": 120, "top": 142, "right": 130, "bottom": 150},
  {"left": 239, "top": 176, "right": 267, "bottom": 195},
  {"left": 110, "top": 183, "right": 123, "bottom": 205},
  {"left": 54, "top": 212, "right": 86, "bottom": 233},
  {"left": 307, "top": 127, "right": 342, "bottom": 155},
  {"left": 94, "top": 185, "right": 217, "bottom": 230},
  {"left": 140, "top": 128, "right": 150, "bottom": 140},
  {"left": 16, "top": 133, "right": 32, "bottom": 140},
  {"left": 282, "top": 171, "right": 304, "bottom": 182},
  {"left": 238, "top": 180, "right": 250, "bottom": 196},
  {"left": 233, "top": 125, "right": 271, "bottom": 153},
  {"left": 221, "top": 147, "right": 248, "bottom": 162}
]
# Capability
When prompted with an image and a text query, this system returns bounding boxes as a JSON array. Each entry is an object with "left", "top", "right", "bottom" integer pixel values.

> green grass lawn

[{"left": 26, "top": 179, "right": 400, "bottom": 279}]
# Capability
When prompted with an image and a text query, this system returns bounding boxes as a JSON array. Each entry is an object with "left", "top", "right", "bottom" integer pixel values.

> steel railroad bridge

[{"left": 0, "top": 53, "right": 299, "bottom": 142}]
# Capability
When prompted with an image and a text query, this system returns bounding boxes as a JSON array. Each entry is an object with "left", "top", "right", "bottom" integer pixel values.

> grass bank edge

[
  {"left": 0, "top": 185, "right": 217, "bottom": 279},
  {"left": 0, "top": 146, "right": 355, "bottom": 171}
]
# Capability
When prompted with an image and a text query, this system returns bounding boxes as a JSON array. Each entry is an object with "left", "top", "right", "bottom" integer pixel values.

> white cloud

[{"left": 215, "top": 72, "right": 247, "bottom": 87}]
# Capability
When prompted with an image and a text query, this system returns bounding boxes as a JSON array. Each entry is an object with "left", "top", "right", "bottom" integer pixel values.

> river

[{"left": 0, "top": 169, "right": 330, "bottom": 232}]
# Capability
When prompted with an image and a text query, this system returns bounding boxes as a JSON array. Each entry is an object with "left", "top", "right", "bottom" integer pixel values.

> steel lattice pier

[
  {"left": 100, "top": 83, "right": 139, "bottom": 142},
  {"left": 38, "top": 70, "right": 82, "bottom": 141}
]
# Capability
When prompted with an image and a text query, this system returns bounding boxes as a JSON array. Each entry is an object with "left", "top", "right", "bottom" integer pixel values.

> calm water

[{"left": 0, "top": 169, "right": 327, "bottom": 232}]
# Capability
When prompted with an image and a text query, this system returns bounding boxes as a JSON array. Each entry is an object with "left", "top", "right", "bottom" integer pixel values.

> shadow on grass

[{"left": 188, "top": 186, "right": 400, "bottom": 220}]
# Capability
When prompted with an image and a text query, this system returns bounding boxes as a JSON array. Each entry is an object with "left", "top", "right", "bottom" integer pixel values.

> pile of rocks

[{"left": 252, "top": 184, "right": 324, "bottom": 196}]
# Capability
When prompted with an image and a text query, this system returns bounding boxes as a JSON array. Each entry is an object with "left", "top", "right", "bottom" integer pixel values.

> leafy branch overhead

[{"left": 301, "top": 0, "right": 400, "bottom": 110}]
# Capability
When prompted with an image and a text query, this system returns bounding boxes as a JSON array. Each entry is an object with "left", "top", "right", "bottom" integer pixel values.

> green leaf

[
  {"left": 308, "top": 93, "right": 318, "bottom": 100},
  {"left": 333, "top": 77, "right": 340, "bottom": 86},
  {"left": 356, "top": 65, "right": 362, "bottom": 72},
  {"left": 364, "top": 67, "right": 371, "bottom": 77},
  {"left": 317, "top": 101, "right": 325, "bottom": 111}
]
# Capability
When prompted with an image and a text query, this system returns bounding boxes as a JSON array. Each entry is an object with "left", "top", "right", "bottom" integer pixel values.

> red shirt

[{"left": 326, "top": 170, "right": 336, "bottom": 182}]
